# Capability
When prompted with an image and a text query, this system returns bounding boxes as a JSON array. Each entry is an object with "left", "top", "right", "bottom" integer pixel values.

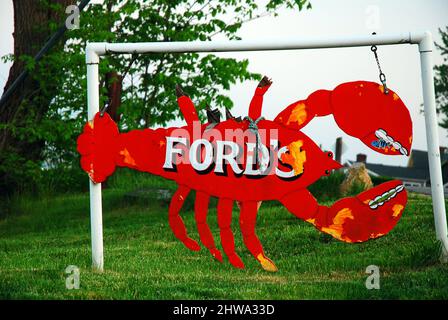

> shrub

[
  {"left": 308, "top": 171, "right": 346, "bottom": 202},
  {"left": 371, "top": 175, "right": 394, "bottom": 186}
]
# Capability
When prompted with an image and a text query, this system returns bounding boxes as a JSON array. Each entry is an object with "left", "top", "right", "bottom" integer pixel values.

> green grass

[{"left": 0, "top": 170, "right": 447, "bottom": 299}]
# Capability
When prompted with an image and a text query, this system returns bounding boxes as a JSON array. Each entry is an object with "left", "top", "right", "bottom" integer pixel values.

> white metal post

[
  {"left": 419, "top": 32, "right": 448, "bottom": 261},
  {"left": 86, "top": 45, "right": 104, "bottom": 272}
]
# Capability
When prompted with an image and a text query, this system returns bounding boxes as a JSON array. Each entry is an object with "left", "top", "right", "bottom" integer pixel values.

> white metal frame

[{"left": 85, "top": 32, "right": 448, "bottom": 271}]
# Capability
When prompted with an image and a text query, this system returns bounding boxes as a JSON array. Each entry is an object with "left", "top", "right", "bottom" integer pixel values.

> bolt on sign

[{"left": 77, "top": 77, "right": 411, "bottom": 272}]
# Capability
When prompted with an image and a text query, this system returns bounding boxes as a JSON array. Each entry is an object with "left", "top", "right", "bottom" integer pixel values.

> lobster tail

[
  {"left": 77, "top": 112, "right": 175, "bottom": 183},
  {"left": 77, "top": 113, "right": 120, "bottom": 183}
]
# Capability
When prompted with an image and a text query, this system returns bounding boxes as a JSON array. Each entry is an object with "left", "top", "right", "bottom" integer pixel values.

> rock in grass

[{"left": 340, "top": 163, "right": 373, "bottom": 196}]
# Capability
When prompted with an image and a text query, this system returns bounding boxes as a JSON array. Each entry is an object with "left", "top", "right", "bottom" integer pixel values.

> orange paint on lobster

[{"left": 77, "top": 77, "right": 411, "bottom": 272}]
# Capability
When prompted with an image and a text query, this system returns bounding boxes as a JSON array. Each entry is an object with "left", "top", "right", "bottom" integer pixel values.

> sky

[{"left": 1, "top": 0, "right": 448, "bottom": 167}]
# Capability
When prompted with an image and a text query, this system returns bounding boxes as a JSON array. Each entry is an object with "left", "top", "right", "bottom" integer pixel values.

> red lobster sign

[{"left": 77, "top": 77, "right": 412, "bottom": 272}]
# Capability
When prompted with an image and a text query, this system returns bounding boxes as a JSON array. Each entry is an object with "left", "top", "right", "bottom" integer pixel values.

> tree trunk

[
  {"left": 105, "top": 71, "right": 123, "bottom": 123},
  {"left": 0, "top": 0, "right": 72, "bottom": 194}
]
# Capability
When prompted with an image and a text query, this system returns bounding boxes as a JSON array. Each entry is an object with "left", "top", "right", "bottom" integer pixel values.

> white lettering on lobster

[
  {"left": 163, "top": 136, "right": 187, "bottom": 169},
  {"left": 276, "top": 146, "right": 296, "bottom": 179},
  {"left": 163, "top": 137, "right": 296, "bottom": 178}
]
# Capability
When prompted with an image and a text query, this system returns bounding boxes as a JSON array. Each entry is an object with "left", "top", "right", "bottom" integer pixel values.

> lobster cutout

[{"left": 77, "top": 77, "right": 412, "bottom": 272}]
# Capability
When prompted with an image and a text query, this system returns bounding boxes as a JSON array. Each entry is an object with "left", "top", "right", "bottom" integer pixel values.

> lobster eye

[
  {"left": 325, "top": 169, "right": 330, "bottom": 175},
  {"left": 327, "top": 152, "right": 333, "bottom": 158}
]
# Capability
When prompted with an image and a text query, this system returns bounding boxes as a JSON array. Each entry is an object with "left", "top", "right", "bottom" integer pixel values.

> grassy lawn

[{"left": 0, "top": 172, "right": 447, "bottom": 299}]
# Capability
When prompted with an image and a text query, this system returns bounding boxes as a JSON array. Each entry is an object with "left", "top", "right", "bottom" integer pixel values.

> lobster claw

[
  {"left": 275, "top": 81, "right": 413, "bottom": 156},
  {"left": 318, "top": 180, "right": 407, "bottom": 243},
  {"left": 331, "top": 81, "right": 413, "bottom": 156},
  {"left": 76, "top": 112, "right": 119, "bottom": 183}
]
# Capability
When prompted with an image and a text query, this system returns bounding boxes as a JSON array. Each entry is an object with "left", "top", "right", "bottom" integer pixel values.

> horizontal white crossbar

[{"left": 86, "top": 32, "right": 430, "bottom": 63}]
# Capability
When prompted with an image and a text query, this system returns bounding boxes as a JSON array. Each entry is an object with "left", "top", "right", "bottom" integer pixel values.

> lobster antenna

[
  {"left": 206, "top": 104, "right": 221, "bottom": 123},
  {"left": 225, "top": 108, "right": 234, "bottom": 120},
  {"left": 225, "top": 108, "right": 242, "bottom": 122},
  {"left": 175, "top": 84, "right": 185, "bottom": 98},
  {"left": 175, "top": 84, "right": 200, "bottom": 126},
  {"left": 258, "top": 76, "right": 272, "bottom": 88}
]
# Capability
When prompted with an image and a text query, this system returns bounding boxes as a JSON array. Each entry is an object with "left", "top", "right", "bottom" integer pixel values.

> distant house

[{"left": 345, "top": 148, "right": 448, "bottom": 188}]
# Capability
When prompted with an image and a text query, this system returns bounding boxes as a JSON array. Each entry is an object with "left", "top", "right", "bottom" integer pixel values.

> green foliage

[
  {"left": 371, "top": 175, "right": 393, "bottom": 186},
  {"left": 107, "top": 167, "right": 177, "bottom": 191},
  {"left": 2, "top": 0, "right": 311, "bottom": 195},
  {"left": 308, "top": 171, "right": 345, "bottom": 201},
  {"left": 309, "top": 172, "right": 393, "bottom": 201},
  {"left": 345, "top": 179, "right": 368, "bottom": 197},
  {"left": 37, "top": 166, "right": 90, "bottom": 195},
  {"left": 435, "top": 27, "right": 448, "bottom": 130}
]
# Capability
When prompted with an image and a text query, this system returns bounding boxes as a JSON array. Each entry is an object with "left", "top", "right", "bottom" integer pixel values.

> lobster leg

[
  {"left": 194, "top": 191, "right": 223, "bottom": 262},
  {"left": 168, "top": 185, "right": 200, "bottom": 251},
  {"left": 239, "top": 201, "right": 277, "bottom": 272},
  {"left": 217, "top": 198, "right": 245, "bottom": 269}
]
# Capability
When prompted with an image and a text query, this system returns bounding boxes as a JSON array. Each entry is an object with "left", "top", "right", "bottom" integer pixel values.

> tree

[
  {"left": 435, "top": 27, "right": 448, "bottom": 131},
  {"left": 0, "top": 0, "right": 73, "bottom": 194},
  {"left": 0, "top": 0, "right": 311, "bottom": 195}
]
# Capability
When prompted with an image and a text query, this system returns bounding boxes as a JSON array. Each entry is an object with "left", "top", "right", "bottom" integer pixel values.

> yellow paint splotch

[
  {"left": 120, "top": 148, "right": 136, "bottom": 166},
  {"left": 257, "top": 253, "right": 278, "bottom": 272},
  {"left": 281, "top": 140, "right": 307, "bottom": 176},
  {"left": 392, "top": 204, "right": 404, "bottom": 218},
  {"left": 321, "top": 208, "right": 354, "bottom": 242},
  {"left": 286, "top": 103, "right": 307, "bottom": 126}
]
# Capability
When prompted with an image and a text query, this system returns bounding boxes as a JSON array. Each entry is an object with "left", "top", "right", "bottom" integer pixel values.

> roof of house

[
  {"left": 365, "top": 163, "right": 429, "bottom": 181},
  {"left": 349, "top": 149, "right": 448, "bottom": 182},
  {"left": 407, "top": 150, "right": 428, "bottom": 169},
  {"left": 407, "top": 149, "right": 448, "bottom": 169}
]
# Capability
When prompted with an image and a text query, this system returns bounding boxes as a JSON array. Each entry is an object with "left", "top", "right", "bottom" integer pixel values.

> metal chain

[
  {"left": 371, "top": 33, "right": 389, "bottom": 94},
  {"left": 100, "top": 103, "right": 109, "bottom": 117},
  {"left": 244, "top": 116, "right": 266, "bottom": 169}
]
